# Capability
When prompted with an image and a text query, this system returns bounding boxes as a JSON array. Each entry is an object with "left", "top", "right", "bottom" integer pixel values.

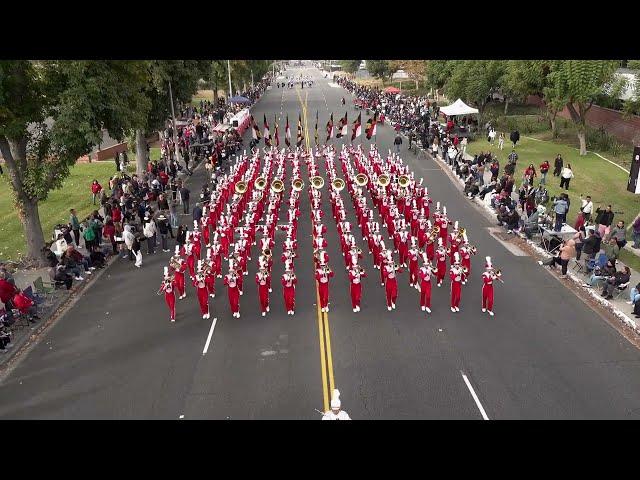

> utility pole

[
  {"left": 227, "top": 60, "right": 233, "bottom": 99},
  {"left": 168, "top": 79, "right": 182, "bottom": 166},
  {"left": 251, "top": 69, "right": 254, "bottom": 88}
]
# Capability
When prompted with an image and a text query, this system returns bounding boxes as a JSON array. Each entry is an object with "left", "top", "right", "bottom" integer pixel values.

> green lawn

[{"left": 466, "top": 136, "right": 640, "bottom": 271}]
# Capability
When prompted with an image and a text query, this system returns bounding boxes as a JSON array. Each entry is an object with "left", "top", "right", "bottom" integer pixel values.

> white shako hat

[
  {"left": 463, "top": 231, "right": 469, "bottom": 244},
  {"left": 207, "top": 248, "right": 212, "bottom": 259},
  {"left": 438, "top": 237, "right": 443, "bottom": 247},
  {"left": 197, "top": 259, "right": 203, "bottom": 272},
  {"left": 193, "top": 220, "right": 199, "bottom": 230},
  {"left": 454, "top": 252, "right": 461, "bottom": 265},
  {"left": 164, "top": 266, "right": 169, "bottom": 278},
  {"left": 435, "top": 201, "right": 441, "bottom": 212},
  {"left": 174, "top": 245, "right": 180, "bottom": 256},
  {"left": 330, "top": 389, "right": 341, "bottom": 409},
  {"left": 419, "top": 178, "right": 424, "bottom": 186},
  {"left": 443, "top": 206, "right": 447, "bottom": 216},
  {"left": 422, "top": 252, "right": 429, "bottom": 264},
  {"left": 427, "top": 219, "right": 432, "bottom": 228},
  {"left": 454, "top": 220, "right": 459, "bottom": 230},
  {"left": 485, "top": 256, "right": 492, "bottom": 269}
]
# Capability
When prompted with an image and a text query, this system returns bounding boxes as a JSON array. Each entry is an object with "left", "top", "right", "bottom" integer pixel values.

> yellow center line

[{"left": 296, "top": 84, "right": 332, "bottom": 412}]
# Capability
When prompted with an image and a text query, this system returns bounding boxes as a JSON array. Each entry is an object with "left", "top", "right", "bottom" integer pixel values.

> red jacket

[
  {"left": 0, "top": 279, "right": 18, "bottom": 304},
  {"left": 91, "top": 182, "right": 103, "bottom": 194},
  {"left": 11, "top": 292, "right": 34, "bottom": 313}
]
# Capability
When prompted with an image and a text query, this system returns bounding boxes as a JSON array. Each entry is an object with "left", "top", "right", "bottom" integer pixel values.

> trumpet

[
  {"left": 466, "top": 244, "right": 478, "bottom": 255},
  {"left": 254, "top": 176, "right": 267, "bottom": 190},
  {"left": 169, "top": 258, "right": 182, "bottom": 270},
  {"left": 156, "top": 277, "right": 174, "bottom": 295},
  {"left": 235, "top": 180, "right": 247, "bottom": 194},
  {"left": 456, "top": 227, "right": 466, "bottom": 239},
  {"left": 321, "top": 266, "right": 332, "bottom": 275},
  {"left": 350, "top": 246, "right": 362, "bottom": 255},
  {"left": 355, "top": 173, "right": 368, "bottom": 187},
  {"left": 358, "top": 266, "right": 365, "bottom": 275},
  {"left": 332, "top": 178, "right": 345, "bottom": 192},
  {"left": 398, "top": 174, "right": 410, "bottom": 188},
  {"left": 292, "top": 178, "right": 304, "bottom": 192},
  {"left": 271, "top": 178, "right": 284, "bottom": 193},
  {"left": 311, "top": 176, "right": 325, "bottom": 189},
  {"left": 377, "top": 173, "right": 390, "bottom": 187}
]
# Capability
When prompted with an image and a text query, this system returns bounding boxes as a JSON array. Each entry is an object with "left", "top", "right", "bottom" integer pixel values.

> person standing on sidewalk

[
  {"left": 632, "top": 213, "right": 640, "bottom": 249},
  {"left": 143, "top": 215, "right": 157, "bottom": 255},
  {"left": 69, "top": 209, "right": 81, "bottom": 246},
  {"left": 595, "top": 204, "right": 615, "bottom": 239},
  {"left": 157, "top": 214, "right": 172, "bottom": 252},
  {"left": 91, "top": 180, "right": 103, "bottom": 205},
  {"left": 394, "top": 133, "right": 403, "bottom": 154},
  {"left": 552, "top": 195, "right": 569, "bottom": 232},
  {"left": 180, "top": 185, "right": 191, "bottom": 215}
]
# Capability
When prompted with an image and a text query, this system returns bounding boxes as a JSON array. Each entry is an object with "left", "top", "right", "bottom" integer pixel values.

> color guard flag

[
  {"left": 336, "top": 111, "right": 348, "bottom": 138},
  {"left": 341, "top": 111, "right": 348, "bottom": 137},
  {"left": 314, "top": 110, "right": 319, "bottom": 146},
  {"left": 285, "top": 115, "right": 291, "bottom": 147},
  {"left": 274, "top": 115, "right": 280, "bottom": 148},
  {"left": 351, "top": 112, "right": 362, "bottom": 141},
  {"left": 263, "top": 114, "right": 271, "bottom": 147},
  {"left": 326, "top": 112, "right": 334, "bottom": 142},
  {"left": 296, "top": 113, "right": 304, "bottom": 147},
  {"left": 251, "top": 115, "right": 261, "bottom": 141},
  {"left": 366, "top": 112, "right": 378, "bottom": 140}
]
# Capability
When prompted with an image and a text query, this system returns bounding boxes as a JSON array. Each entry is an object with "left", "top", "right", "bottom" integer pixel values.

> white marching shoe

[
  {"left": 171, "top": 318, "right": 175, "bottom": 322},
  {"left": 437, "top": 282, "right": 442, "bottom": 287},
  {"left": 421, "top": 306, "right": 425, "bottom": 311},
  {"left": 451, "top": 307, "right": 456, "bottom": 312},
  {"left": 210, "top": 294, "right": 215, "bottom": 298},
  {"left": 482, "top": 308, "right": 486, "bottom": 313},
  {"left": 388, "top": 306, "right": 392, "bottom": 311},
  {"left": 239, "top": 291, "right": 243, "bottom": 296},
  {"left": 425, "top": 307, "right": 431, "bottom": 313},
  {"left": 269, "top": 288, "right": 272, "bottom": 293},
  {"left": 356, "top": 306, "right": 360, "bottom": 312},
  {"left": 455, "top": 307, "right": 460, "bottom": 312},
  {"left": 488, "top": 311, "right": 494, "bottom": 316},
  {"left": 262, "top": 312, "right": 266, "bottom": 317},
  {"left": 353, "top": 308, "right": 357, "bottom": 313},
  {"left": 266, "top": 306, "right": 270, "bottom": 312}
]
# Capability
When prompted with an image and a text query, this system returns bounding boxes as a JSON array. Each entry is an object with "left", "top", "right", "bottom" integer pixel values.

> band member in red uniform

[
  {"left": 185, "top": 234, "right": 196, "bottom": 278},
  {"left": 407, "top": 238, "right": 420, "bottom": 287},
  {"left": 159, "top": 266, "right": 177, "bottom": 322},
  {"left": 193, "top": 261, "right": 210, "bottom": 319},
  {"left": 449, "top": 252, "right": 464, "bottom": 312},
  {"left": 425, "top": 222, "right": 437, "bottom": 262},
  {"left": 282, "top": 265, "right": 297, "bottom": 315},
  {"left": 382, "top": 260, "right": 402, "bottom": 311},
  {"left": 315, "top": 264, "right": 334, "bottom": 313},
  {"left": 256, "top": 267, "right": 270, "bottom": 317},
  {"left": 348, "top": 265, "right": 366, "bottom": 313},
  {"left": 192, "top": 221, "right": 202, "bottom": 260},
  {"left": 458, "top": 232, "right": 476, "bottom": 285},
  {"left": 482, "top": 256, "right": 502, "bottom": 316},
  {"left": 418, "top": 254, "right": 435, "bottom": 314},
  {"left": 448, "top": 221, "right": 462, "bottom": 260},
  {"left": 171, "top": 246, "right": 187, "bottom": 299},
  {"left": 435, "top": 238, "right": 448, "bottom": 287},
  {"left": 224, "top": 269, "right": 242, "bottom": 318}
]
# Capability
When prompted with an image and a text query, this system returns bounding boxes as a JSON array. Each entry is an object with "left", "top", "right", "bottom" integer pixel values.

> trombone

[{"left": 311, "top": 176, "right": 325, "bottom": 190}]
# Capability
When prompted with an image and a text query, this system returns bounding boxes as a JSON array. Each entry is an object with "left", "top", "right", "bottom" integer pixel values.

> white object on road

[
  {"left": 202, "top": 317, "right": 218, "bottom": 355},
  {"left": 461, "top": 371, "right": 489, "bottom": 420}
]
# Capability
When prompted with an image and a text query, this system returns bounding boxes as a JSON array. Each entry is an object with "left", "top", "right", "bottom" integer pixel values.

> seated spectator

[
  {"left": 504, "top": 209, "right": 521, "bottom": 232},
  {"left": 602, "top": 237, "right": 620, "bottom": 262},
  {"left": 65, "top": 245, "right": 94, "bottom": 275},
  {"left": 60, "top": 248, "right": 85, "bottom": 281},
  {"left": 521, "top": 207, "right": 541, "bottom": 239},
  {"left": 602, "top": 266, "right": 631, "bottom": 300},
  {"left": 627, "top": 281, "right": 640, "bottom": 306},
  {"left": 607, "top": 221, "right": 627, "bottom": 249},
  {"left": 11, "top": 290, "right": 39, "bottom": 320},
  {"left": 585, "top": 259, "right": 616, "bottom": 287},
  {"left": 573, "top": 226, "right": 586, "bottom": 260},
  {"left": 54, "top": 233, "right": 68, "bottom": 257},
  {"left": 0, "top": 277, "right": 18, "bottom": 307},
  {"left": 50, "top": 265, "right": 73, "bottom": 290},
  {"left": 89, "top": 244, "right": 107, "bottom": 269}
]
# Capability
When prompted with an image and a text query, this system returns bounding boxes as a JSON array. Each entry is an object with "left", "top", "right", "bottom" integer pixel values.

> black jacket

[
  {"left": 595, "top": 208, "right": 614, "bottom": 226},
  {"left": 582, "top": 235, "right": 598, "bottom": 255}
]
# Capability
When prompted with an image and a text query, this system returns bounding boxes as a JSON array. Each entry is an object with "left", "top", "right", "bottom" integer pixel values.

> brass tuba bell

[
  {"left": 332, "top": 178, "right": 345, "bottom": 192},
  {"left": 398, "top": 174, "right": 410, "bottom": 188},
  {"left": 271, "top": 178, "right": 284, "bottom": 193},
  {"left": 254, "top": 176, "right": 267, "bottom": 190},
  {"left": 355, "top": 173, "right": 369, "bottom": 187},
  {"left": 311, "top": 176, "right": 325, "bottom": 190},
  {"left": 292, "top": 178, "right": 304, "bottom": 192},
  {"left": 377, "top": 174, "right": 390, "bottom": 187},
  {"left": 262, "top": 248, "right": 272, "bottom": 258},
  {"left": 235, "top": 181, "right": 247, "bottom": 194}
]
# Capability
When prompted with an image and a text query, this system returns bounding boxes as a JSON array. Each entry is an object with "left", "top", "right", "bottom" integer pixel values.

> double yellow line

[{"left": 296, "top": 86, "right": 335, "bottom": 412}]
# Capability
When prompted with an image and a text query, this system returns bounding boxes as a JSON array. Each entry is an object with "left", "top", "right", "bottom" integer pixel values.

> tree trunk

[
  {"left": 414, "top": 79, "right": 419, "bottom": 90},
  {"left": 504, "top": 98, "right": 510, "bottom": 115},
  {"left": 550, "top": 117, "right": 557, "bottom": 138},
  {"left": 20, "top": 197, "right": 47, "bottom": 266},
  {"left": 577, "top": 129, "right": 587, "bottom": 156},
  {"left": 214, "top": 78, "right": 219, "bottom": 101},
  {"left": 135, "top": 129, "right": 147, "bottom": 175}
]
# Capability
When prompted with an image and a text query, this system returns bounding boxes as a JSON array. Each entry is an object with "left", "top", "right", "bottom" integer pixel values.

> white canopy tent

[{"left": 439, "top": 99, "right": 479, "bottom": 116}]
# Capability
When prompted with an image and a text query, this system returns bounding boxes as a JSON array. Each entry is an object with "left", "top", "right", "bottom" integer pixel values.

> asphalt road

[{"left": 2, "top": 66, "right": 640, "bottom": 419}]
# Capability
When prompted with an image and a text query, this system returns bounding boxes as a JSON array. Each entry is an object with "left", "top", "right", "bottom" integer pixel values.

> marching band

[{"left": 156, "top": 143, "right": 503, "bottom": 322}]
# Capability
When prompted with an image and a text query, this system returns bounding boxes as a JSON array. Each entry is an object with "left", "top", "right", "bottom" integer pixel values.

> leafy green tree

[
  {"left": 0, "top": 60, "right": 150, "bottom": 265},
  {"left": 367, "top": 60, "right": 391, "bottom": 80},
  {"left": 340, "top": 60, "right": 361, "bottom": 75},
  {"left": 444, "top": 60, "right": 506, "bottom": 123},
  {"left": 548, "top": 60, "right": 619, "bottom": 155}
]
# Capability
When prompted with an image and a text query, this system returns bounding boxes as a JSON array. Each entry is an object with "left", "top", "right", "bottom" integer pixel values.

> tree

[
  {"left": 0, "top": 60, "right": 150, "bottom": 265},
  {"left": 548, "top": 60, "right": 619, "bottom": 155},
  {"left": 367, "top": 60, "right": 391, "bottom": 80},
  {"left": 444, "top": 60, "right": 506, "bottom": 123},
  {"left": 340, "top": 60, "right": 361, "bottom": 75},
  {"left": 391, "top": 60, "right": 427, "bottom": 89}
]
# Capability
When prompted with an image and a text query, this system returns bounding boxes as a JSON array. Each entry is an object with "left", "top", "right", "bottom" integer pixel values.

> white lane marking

[
  {"left": 328, "top": 83, "right": 340, "bottom": 88},
  {"left": 202, "top": 317, "right": 218, "bottom": 355},
  {"left": 461, "top": 371, "right": 489, "bottom": 420}
]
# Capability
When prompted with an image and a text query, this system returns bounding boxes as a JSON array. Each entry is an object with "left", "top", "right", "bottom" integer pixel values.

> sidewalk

[{"left": 422, "top": 142, "right": 640, "bottom": 332}]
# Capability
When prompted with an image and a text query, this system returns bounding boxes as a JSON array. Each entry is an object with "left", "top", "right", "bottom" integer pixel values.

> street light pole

[
  {"left": 168, "top": 80, "right": 182, "bottom": 166},
  {"left": 227, "top": 60, "right": 233, "bottom": 99}
]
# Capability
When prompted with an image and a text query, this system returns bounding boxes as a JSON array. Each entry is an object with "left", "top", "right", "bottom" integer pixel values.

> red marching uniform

[
  {"left": 435, "top": 244, "right": 447, "bottom": 287},
  {"left": 282, "top": 271, "right": 297, "bottom": 314},
  {"left": 408, "top": 246, "right": 420, "bottom": 286},
  {"left": 418, "top": 262, "right": 435, "bottom": 313},
  {"left": 160, "top": 275, "right": 177, "bottom": 322},
  {"left": 449, "top": 259, "right": 464, "bottom": 312},
  {"left": 224, "top": 272, "right": 241, "bottom": 317},
  {"left": 348, "top": 267, "right": 366, "bottom": 312},
  {"left": 482, "top": 257, "right": 502, "bottom": 316},
  {"left": 382, "top": 263, "right": 401, "bottom": 310},
  {"left": 315, "top": 266, "right": 334, "bottom": 312},
  {"left": 193, "top": 273, "right": 210, "bottom": 319},
  {"left": 256, "top": 270, "right": 270, "bottom": 316}
]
